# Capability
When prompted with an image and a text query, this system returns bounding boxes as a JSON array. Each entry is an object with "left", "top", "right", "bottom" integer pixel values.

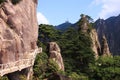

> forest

[
  {"left": 33, "top": 15, "right": 120, "bottom": 80},
  {"left": 0, "top": 15, "right": 120, "bottom": 80}
]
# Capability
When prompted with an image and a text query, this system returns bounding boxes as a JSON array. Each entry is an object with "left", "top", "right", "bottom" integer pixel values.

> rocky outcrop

[
  {"left": 90, "top": 29, "right": 101, "bottom": 58},
  {"left": 95, "top": 15, "right": 120, "bottom": 55},
  {"left": 49, "top": 42, "right": 64, "bottom": 71},
  {"left": 90, "top": 29, "right": 111, "bottom": 57},
  {"left": 79, "top": 15, "right": 89, "bottom": 33},
  {"left": 0, "top": 0, "right": 38, "bottom": 64},
  {"left": 101, "top": 35, "right": 111, "bottom": 56},
  {"left": 0, "top": 0, "right": 38, "bottom": 79}
]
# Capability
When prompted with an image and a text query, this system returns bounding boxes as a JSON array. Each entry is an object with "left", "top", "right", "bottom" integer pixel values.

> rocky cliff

[
  {"left": 90, "top": 29, "right": 101, "bottom": 58},
  {"left": 49, "top": 42, "right": 64, "bottom": 71},
  {"left": 79, "top": 15, "right": 111, "bottom": 58},
  {"left": 95, "top": 15, "right": 120, "bottom": 55},
  {"left": 0, "top": 0, "right": 38, "bottom": 63},
  {"left": 101, "top": 35, "right": 111, "bottom": 56},
  {"left": 0, "top": 0, "right": 38, "bottom": 79}
]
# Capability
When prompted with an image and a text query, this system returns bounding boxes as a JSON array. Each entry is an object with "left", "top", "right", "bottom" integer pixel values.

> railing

[{"left": 0, "top": 48, "right": 42, "bottom": 76}]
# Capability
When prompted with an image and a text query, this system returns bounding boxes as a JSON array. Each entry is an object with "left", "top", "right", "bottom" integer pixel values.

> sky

[{"left": 37, "top": 0, "right": 120, "bottom": 25}]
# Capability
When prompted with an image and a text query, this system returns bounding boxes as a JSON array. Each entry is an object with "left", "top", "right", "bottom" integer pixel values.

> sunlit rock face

[
  {"left": 0, "top": 0, "right": 38, "bottom": 64},
  {"left": 101, "top": 35, "right": 111, "bottom": 56},
  {"left": 90, "top": 29, "right": 101, "bottom": 58},
  {"left": 49, "top": 42, "right": 64, "bottom": 71}
]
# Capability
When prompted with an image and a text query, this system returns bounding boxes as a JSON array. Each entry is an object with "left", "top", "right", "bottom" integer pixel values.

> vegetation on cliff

[
  {"left": 0, "top": 14, "right": 120, "bottom": 80},
  {"left": 34, "top": 15, "right": 93, "bottom": 79},
  {"left": 34, "top": 14, "right": 120, "bottom": 80}
]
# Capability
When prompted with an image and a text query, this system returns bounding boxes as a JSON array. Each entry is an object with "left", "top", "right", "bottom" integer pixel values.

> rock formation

[
  {"left": 0, "top": 0, "right": 38, "bottom": 79},
  {"left": 79, "top": 15, "right": 89, "bottom": 33},
  {"left": 90, "top": 29, "right": 101, "bottom": 58},
  {"left": 95, "top": 15, "right": 120, "bottom": 55},
  {"left": 90, "top": 29, "right": 111, "bottom": 57},
  {"left": 101, "top": 35, "right": 111, "bottom": 56},
  {"left": 49, "top": 42, "right": 64, "bottom": 71}
]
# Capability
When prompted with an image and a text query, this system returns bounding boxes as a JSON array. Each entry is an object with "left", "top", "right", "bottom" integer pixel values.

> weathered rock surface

[
  {"left": 95, "top": 15, "right": 120, "bottom": 55},
  {"left": 90, "top": 29, "right": 101, "bottom": 58},
  {"left": 90, "top": 29, "right": 111, "bottom": 57},
  {"left": 0, "top": 0, "right": 38, "bottom": 63},
  {"left": 49, "top": 42, "right": 64, "bottom": 71},
  {"left": 0, "top": 0, "right": 38, "bottom": 79},
  {"left": 101, "top": 35, "right": 111, "bottom": 56}
]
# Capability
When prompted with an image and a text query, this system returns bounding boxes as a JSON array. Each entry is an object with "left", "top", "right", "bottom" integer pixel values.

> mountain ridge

[
  {"left": 95, "top": 14, "right": 120, "bottom": 55},
  {"left": 56, "top": 14, "right": 120, "bottom": 55},
  {"left": 55, "top": 21, "right": 72, "bottom": 31}
]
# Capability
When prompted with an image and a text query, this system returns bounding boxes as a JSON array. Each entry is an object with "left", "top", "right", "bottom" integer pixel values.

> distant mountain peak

[
  {"left": 55, "top": 21, "right": 72, "bottom": 31},
  {"left": 65, "top": 20, "right": 70, "bottom": 23},
  {"left": 95, "top": 14, "right": 120, "bottom": 55}
]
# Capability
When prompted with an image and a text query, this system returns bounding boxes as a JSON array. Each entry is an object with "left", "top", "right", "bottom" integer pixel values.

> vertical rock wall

[
  {"left": 90, "top": 29, "right": 111, "bottom": 58},
  {"left": 0, "top": 0, "right": 38, "bottom": 64},
  {"left": 90, "top": 29, "right": 101, "bottom": 58},
  {"left": 101, "top": 35, "right": 111, "bottom": 56}
]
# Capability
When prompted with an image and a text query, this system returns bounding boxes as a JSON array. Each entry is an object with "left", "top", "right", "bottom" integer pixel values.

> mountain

[
  {"left": 95, "top": 14, "right": 120, "bottom": 55},
  {"left": 55, "top": 21, "right": 72, "bottom": 31}
]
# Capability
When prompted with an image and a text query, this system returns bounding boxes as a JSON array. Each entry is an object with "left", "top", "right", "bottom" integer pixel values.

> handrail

[{"left": 0, "top": 48, "right": 42, "bottom": 76}]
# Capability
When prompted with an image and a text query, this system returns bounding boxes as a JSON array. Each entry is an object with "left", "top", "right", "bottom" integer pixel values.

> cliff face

[
  {"left": 101, "top": 35, "right": 111, "bottom": 56},
  {"left": 79, "top": 15, "right": 111, "bottom": 58},
  {"left": 0, "top": 0, "right": 38, "bottom": 64},
  {"left": 90, "top": 29, "right": 111, "bottom": 58},
  {"left": 90, "top": 29, "right": 101, "bottom": 58},
  {"left": 95, "top": 15, "right": 120, "bottom": 55}
]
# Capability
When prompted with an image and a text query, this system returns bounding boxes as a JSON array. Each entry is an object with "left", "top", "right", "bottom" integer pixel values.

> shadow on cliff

[
  {"left": 11, "top": 0, "right": 22, "bottom": 5},
  {"left": 0, "top": 51, "right": 3, "bottom": 64}
]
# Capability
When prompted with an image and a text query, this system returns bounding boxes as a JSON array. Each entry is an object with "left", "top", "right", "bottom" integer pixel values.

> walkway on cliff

[{"left": 0, "top": 48, "right": 42, "bottom": 76}]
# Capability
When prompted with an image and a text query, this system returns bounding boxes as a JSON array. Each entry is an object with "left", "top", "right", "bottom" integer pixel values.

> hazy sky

[{"left": 37, "top": 0, "right": 120, "bottom": 25}]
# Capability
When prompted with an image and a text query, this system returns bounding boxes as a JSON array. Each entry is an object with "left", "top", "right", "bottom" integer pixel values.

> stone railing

[{"left": 0, "top": 48, "right": 42, "bottom": 76}]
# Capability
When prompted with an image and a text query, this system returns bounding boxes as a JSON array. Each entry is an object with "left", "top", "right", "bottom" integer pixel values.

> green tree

[
  {"left": 88, "top": 56, "right": 120, "bottom": 80},
  {"left": 58, "top": 27, "right": 95, "bottom": 74},
  {"left": 38, "top": 24, "right": 60, "bottom": 43}
]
